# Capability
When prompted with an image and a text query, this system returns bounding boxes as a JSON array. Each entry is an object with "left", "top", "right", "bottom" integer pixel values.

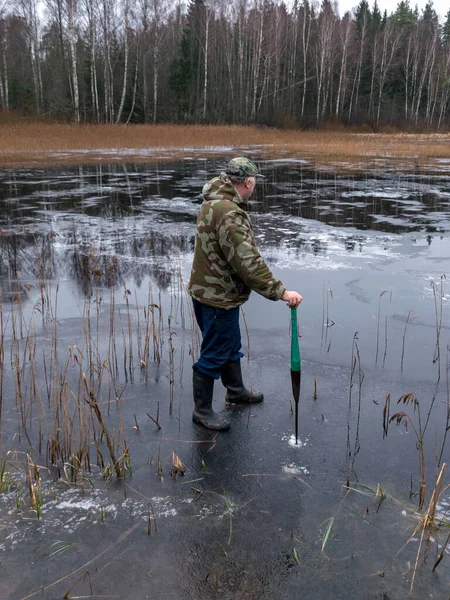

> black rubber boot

[
  {"left": 192, "top": 370, "right": 230, "bottom": 430},
  {"left": 221, "top": 359, "right": 264, "bottom": 404}
]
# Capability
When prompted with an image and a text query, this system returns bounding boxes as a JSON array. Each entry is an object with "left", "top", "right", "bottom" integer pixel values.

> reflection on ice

[{"left": 0, "top": 158, "right": 449, "bottom": 299}]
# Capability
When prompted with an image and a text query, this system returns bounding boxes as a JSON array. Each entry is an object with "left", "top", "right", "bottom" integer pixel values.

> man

[{"left": 187, "top": 157, "right": 302, "bottom": 430}]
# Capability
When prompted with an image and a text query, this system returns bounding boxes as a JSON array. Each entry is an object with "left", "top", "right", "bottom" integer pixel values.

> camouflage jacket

[{"left": 187, "top": 173, "right": 286, "bottom": 309}]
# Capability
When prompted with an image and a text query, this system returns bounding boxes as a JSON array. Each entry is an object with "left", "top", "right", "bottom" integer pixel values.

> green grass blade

[{"left": 321, "top": 517, "right": 335, "bottom": 552}]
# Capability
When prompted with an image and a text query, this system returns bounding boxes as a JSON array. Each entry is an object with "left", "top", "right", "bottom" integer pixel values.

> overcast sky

[{"left": 336, "top": 0, "right": 448, "bottom": 19}]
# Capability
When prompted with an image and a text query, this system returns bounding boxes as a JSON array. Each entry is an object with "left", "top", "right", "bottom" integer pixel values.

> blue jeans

[{"left": 193, "top": 299, "right": 244, "bottom": 379}]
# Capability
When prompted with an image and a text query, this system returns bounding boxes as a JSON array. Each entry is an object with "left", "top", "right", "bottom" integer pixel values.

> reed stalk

[
  {"left": 408, "top": 463, "right": 446, "bottom": 599},
  {"left": 431, "top": 275, "right": 445, "bottom": 381},
  {"left": 400, "top": 310, "right": 413, "bottom": 372},
  {"left": 124, "top": 285, "right": 133, "bottom": 378},
  {"left": 168, "top": 316, "right": 175, "bottom": 416},
  {"left": 389, "top": 393, "right": 426, "bottom": 509},
  {"left": 241, "top": 308, "right": 250, "bottom": 361},
  {"left": 348, "top": 332, "right": 358, "bottom": 410},
  {"left": 81, "top": 373, "right": 122, "bottom": 478},
  {"left": 438, "top": 345, "right": 450, "bottom": 467},
  {"left": 375, "top": 291, "right": 388, "bottom": 365}
]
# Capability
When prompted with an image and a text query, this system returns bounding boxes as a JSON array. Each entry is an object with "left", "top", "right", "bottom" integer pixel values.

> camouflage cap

[{"left": 225, "top": 157, "right": 265, "bottom": 179}]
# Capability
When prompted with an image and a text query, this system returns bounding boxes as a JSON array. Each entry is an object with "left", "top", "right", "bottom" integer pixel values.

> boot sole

[
  {"left": 225, "top": 396, "right": 264, "bottom": 404},
  {"left": 192, "top": 414, "right": 231, "bottom": 430}
]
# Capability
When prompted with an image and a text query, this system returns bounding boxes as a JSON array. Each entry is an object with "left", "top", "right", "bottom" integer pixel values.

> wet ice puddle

[{"left": 281, "top": 432, "right": 310, "bottom": 448}]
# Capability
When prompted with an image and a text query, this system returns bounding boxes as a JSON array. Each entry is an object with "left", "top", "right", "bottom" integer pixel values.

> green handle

[{"left": 290, "top": 307, "right": 301, "bottom": 372}]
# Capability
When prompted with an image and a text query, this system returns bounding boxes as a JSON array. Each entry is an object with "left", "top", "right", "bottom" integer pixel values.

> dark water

[{"left": 1, "top": 157, "right": 450, "bottom": 599}]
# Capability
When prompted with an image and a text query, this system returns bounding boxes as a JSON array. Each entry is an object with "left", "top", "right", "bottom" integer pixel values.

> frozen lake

[{"left": 0, "top": 156, "right": 450, "bottom": 599}]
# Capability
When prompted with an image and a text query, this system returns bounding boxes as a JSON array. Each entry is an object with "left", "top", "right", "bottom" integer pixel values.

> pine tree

[
  {"left": 422, "top": 1, "right": 438, "bottom": 25},
  {"left": 170, "top": 29, "right": 193, "bottom": 120},
  {"left": 371, "top": 0, "right": 382, "bottom": 33},
  {"left": 355, "top": 0, "right": 370, "bottom": 40},
  {"left": 391, "top": 0, "right": 416, "bottom": 30},
  {"left": 443, "top": 9, "right": 450, "bottom": 46},
  {"left": 169, "top": 0, "right": 206, "bottom": 120}
]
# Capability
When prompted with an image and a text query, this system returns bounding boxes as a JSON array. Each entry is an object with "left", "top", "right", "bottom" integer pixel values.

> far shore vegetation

[{"left": 0, "top": 122, "right": 450, "bottom": 169}]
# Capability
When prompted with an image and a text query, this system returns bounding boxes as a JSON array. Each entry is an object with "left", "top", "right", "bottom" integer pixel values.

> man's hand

[{"left": 281, "top": 290, "right": 303, "bottom": 308}]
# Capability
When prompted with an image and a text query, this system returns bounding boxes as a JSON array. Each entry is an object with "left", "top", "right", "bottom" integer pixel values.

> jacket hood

[{"left": 201, "top": 172, "right": 244, "bottom": 205}]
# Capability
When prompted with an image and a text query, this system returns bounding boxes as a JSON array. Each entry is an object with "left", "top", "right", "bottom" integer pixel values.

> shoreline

[{"left": 0, "top": 124, "right": 450, "bottom": 170}]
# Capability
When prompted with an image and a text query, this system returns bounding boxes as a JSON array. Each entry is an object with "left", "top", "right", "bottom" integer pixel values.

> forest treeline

[{"left": 0, "top": 0, "right": 450, "bottom": 129}]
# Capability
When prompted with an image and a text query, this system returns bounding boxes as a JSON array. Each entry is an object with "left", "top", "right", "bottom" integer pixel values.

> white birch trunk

[
  {"left": 0, "top": 66, "right": 4, "bottom": 110},
  {"left": 104, "top": 60, "right": 108, "bottom": 123},
  {"left": 429, "top": 68, "right": 440, "bottom": 126},
  {"left": 257, "top": 55, "right": 269, "bottom": 113},
  {"left": 437, "top": 52, "right": 450, "bottom": 129},
  {"left": 413, "top": 52, "right": 430, "bottom": 124},
  {"left": 141, "top": 0, "right": 150, "bottom": 122},
  {"left": 92, "top": 36, "right": 99, "bottom": 122},
  {"left": 31, "top": 44, "right": 40, "bottom": 114},
  {"left": 314, "top": 6, "right": 334, "bottom": 124},
  {"left": 425, "top": 32, "right": 437, "bottom": 125},
  {"left": 85, "top": 0, "right": 99, "bottom": 122},
  {"left": 376, "top": 23, "right": 400, "bottom": 125},
  {"left": 126, "top": 48, "right": 139, "bottom": 124},
  {"left": 222, "top": 17, "right": 235, "bottom": 116},
  {"left": 202, "top": 8, "right": 209, "bottom": 121},
  {"left": 404, "top": 34, "right": 412, "bottom": 121},
  {"left": 37, "top": 38, "right": 44, "bottom": 110},
  {"left": 116, "top": 0, "right": 129, "bottom": 124},
  {"left": 102, "top": 0, "right": 114, "bottom": 123},
  {"left": 410, "top": 29, "right": 421, "bottom": 122},
  {"left": 67, "top": 0, "right": 80, "bottom": 123},
  {"left": 301, "top": 1, "right": 311, "bottom": 119},
  {"left": 238, "top": 5, "right": 245, "bottom": 117},
  {"left": 2, "top": 31, "right": 6, "bottom": 111},
  {"left": 289, "top": 4, "right": 298, "bottom": 117},
  {"left": 0, "top": 25, "right": 4, "bottom": 110},
  {"left": 0, "top": 18, "right": 6, "bottom": 111},
  {"left": 20, "top": 0, "right": 42, "bottom": 114},
  {"left": 251, "top": 4, "right": 264, "bottom": 120},
  {"left": 348, "top": 12, "right": 366, "bottom": 122},
  {"left": 335, "top": 18, "right": 351, "bottom": 117},
  {"left": 368, "top": 36, "right": 379, "bottom": 120},
  {"left": 273, "top": 6, "right": 279, "bottom": 107},
  {"left": 153, "top": 43, "right": 158, "bottom": 123}
]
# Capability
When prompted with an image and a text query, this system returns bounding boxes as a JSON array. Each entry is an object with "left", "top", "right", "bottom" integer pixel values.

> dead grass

[{"left": 0, "top": 123, "right": 449, "bottom": 168}]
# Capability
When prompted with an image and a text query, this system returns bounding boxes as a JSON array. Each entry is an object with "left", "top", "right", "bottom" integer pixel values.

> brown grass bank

[{"left": 0, "top": 123, "right": 449, "bottom": 169}]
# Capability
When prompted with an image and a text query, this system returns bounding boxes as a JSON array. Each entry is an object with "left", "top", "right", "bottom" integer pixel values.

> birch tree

[
  {"left": 99, "top": 0, "right": 115, "bottom": 123},
  {"left": 348, "top": 0, "right": 368, "bottom": 121},
  {"left": 66, "top": 0, "right": 80, "bottom": 122},
  {"left": 300, "top": 0, "right": 312, "bottom": 120},
  {"left": 83, "top": 0, "right": 99, "bottom": 122},
  {"left": 0, "top": 2, "right": 8, "bottom": 111},
  {"left": 115, "top": 0, "right": 129, "bottom": 124},
  {"left": 250, "top": 0, "right": 265, "bottom": 121},
  {"left": 217, "top": 5, "right": 235, "bottom": 118},
  {"left": 437, "top": 45, "right": 450, "bottom": 129},
  {"left": 313, "top": 0, "right": 335, "bottom": 123},
  {"left": 2, "top": 0, "right": 450, "bottom": 127},
  {"left": 376, "top": 20, "right": 401, "bottom": 124},
  {"left": 18, "top": 0, "right": 43, "bottom": 114},
  {"left": 152, "top": 0, "right": 161, "bottom": 122},
  {"left": 335, "top": 12, "right": 353, "bottom": 117}
]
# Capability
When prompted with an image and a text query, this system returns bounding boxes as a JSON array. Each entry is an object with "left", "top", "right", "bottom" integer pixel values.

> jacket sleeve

[{"left": 216, "top": 208, "right": 286, "bottom": 301}]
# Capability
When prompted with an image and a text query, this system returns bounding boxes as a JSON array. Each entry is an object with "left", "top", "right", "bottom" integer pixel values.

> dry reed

[
  {"left": 375, "top": 290, "right": 388, "bottom": 366},
  {"left": 388, "top": 393, "right": 426, "bottom": 510},
  {"left": 0, "top": 251, "right": 197, "bottom": 484},
  {"left": 1, "top": 124, "right": 450, "bottom": 168}
]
